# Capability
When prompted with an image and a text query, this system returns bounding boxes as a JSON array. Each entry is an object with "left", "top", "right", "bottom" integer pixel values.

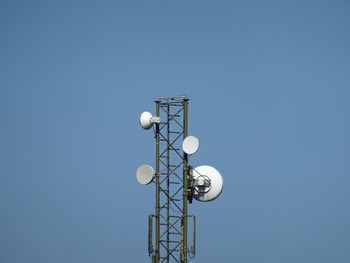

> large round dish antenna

[
  {"left": 182, "top": 136, "right": 199, "bottom": 155},
  {"left": 140, "top": 112, "right": 153, "bottom": 130},
  {"left": 136, "top": 164, "right": 155, "bottom": 185},
  {"left": 192, "top": 165, "right": 223, "bottom": 202}
]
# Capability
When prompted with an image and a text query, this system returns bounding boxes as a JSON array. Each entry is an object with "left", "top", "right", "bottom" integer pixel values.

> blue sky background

[{"left": 1, "top": 1, "right": 349, "bottom": 262}]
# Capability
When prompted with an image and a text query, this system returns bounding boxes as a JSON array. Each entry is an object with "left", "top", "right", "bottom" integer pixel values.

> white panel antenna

[
  {"left": 192, "top": 165, "right": 223, "bottom": 202},
  {"left": 182, "top": 136, "right": 199, "bottom": 155},
  {"left": 140, "top": 111, "right": 160, "bottom": 130},
  {"left": 136, "top": 164, "right": 155, "bottom": 185}
]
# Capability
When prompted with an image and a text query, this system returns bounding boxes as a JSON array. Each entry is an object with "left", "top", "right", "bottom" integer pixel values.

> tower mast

[
  {"left": 153, "top": 96, "right": 189, "bottom": 263},
  {"left": 137, "top": 95, "right": 223, "bottom": 263}
]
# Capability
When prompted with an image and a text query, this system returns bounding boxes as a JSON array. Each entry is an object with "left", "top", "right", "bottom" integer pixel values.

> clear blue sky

[{"left": 1, "top": 1, "right": 349, "bottom": 262}]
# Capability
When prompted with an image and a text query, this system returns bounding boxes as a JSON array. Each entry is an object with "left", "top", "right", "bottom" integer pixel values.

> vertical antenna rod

[
  {"left": 182, "top": 98, "right": 189, "bottom": 263},
  {"left": 155, "top": 100, "right": 160, "bottom": 263}
]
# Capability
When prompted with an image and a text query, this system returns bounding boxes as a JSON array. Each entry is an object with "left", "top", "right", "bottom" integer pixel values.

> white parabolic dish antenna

[
  {"left": 193, "top": 165, "right": 223, "bottom": 202},
  {"left": 136, "top": 164, "right": 155, "bottom": 185},
  {"left": 140, "top": 111, "right": 153, "bottom": 130},
  {"left": 182, "top": 136, "right": 199, "bottom": 155}
]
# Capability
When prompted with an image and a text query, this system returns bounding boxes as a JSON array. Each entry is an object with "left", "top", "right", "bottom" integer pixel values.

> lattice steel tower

[{"left": 137, "top": 95, "right": 223, "bottom": 263}]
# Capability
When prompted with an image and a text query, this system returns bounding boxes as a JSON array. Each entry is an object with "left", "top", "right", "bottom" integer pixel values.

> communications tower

[{"left": 136, "top": 95, "right": 223, "bottom": 263}]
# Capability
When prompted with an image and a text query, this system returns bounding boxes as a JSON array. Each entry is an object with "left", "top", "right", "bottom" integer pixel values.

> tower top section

[{"left": 156, "top": 94, "right": 188, "bottom": 103}]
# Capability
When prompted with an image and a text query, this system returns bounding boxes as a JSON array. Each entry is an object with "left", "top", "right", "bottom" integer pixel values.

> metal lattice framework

[{"left": 148, "top": 96, "right": 191, "bottom": 263}]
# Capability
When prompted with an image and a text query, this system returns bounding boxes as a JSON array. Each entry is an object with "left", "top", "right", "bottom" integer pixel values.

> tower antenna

[{"left": 136, "top": 95, "right": 223, "bottom": 263}]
